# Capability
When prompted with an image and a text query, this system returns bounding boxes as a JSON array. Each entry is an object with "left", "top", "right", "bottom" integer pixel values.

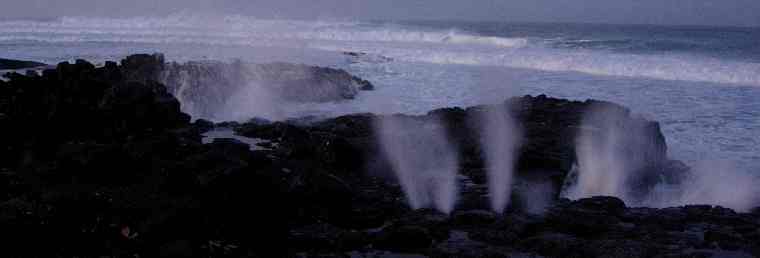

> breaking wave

[
  {"left": 0, "top": 14, "right": 527, "bottom": 48},
  {"left": 1, "top": 13, "right": 758, "bottom": 86}
]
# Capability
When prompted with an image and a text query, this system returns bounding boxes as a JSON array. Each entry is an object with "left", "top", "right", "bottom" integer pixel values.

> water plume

[
  {"left": 561, "top": 103, "right": 658, "bottom": 204},
  {"left": 479, "top": 105, "right": 522, "bottom": 213},
  {"left": 562, "top": 103, "right": 760, "bottom": 211},
  {"left": 374, "top": 115, "right": 459, "bottom": 213},
  {"left": 472, "top": 68, "right": 522, "bottom": 213}
]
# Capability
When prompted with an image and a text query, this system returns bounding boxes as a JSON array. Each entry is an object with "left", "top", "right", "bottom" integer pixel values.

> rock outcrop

[
  {"left": 234, "top": 94, "right": 686, "bottom": 208},
  {"left": 119, "top": 54, "right": 374, "bottom": 120},
  {"left": 0, "top": 56, "right": 756, "bottom": 257},
  {"left": 0, "top": 58, "right": 47, "bottom": 70}
]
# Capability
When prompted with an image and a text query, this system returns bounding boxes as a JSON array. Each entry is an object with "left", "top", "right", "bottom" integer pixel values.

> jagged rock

[
  {"left": 99, "top": 80, "right": 190, "bottom": 135},
  {"left": 1, "top": 56, "right": 757, "bottom": 258},
  {"left": 375, "top": 225, "right": 434, "bottom": 252},
  {"left": 0, "top": 58, "right": 46, "bottom": 70},
  {"left": 431, "top": 231, "right": 527, "bottom": 258},
  {"left": 451, "top": 210, "right": 497, "bottom": 226},
  {"left": 519, "top": 232, "right": 589, "bottom": 258},
  {"left": 544, "top": 197, "right": 629, "bottom": 237},
  {"left": 118, "top": 53, "right": 374, "bottom": 119},
  {"left": 235, "top": 95, "right": 684, "bottom": 211}
]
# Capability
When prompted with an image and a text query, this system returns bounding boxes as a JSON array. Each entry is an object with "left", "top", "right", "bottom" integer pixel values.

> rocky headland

[
  {"left": 0, "top": 55, "right": 758, "bottom": 257},
  {"left": 0, "top": 58, "right": 47, "bottom": 70}
]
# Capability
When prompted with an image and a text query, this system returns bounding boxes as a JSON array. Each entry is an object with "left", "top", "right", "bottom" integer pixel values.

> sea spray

[
  {"left": 375, "top": 115, "right": 459, "bottom": 213},
  {"left": 478, "top": 105, "right": 522, "bottom": 213},
  {"left": 561, "top": 102, "right": 658, "bottom": 204},
  {"left": 472, "top": 68, "right": 522, "bottom": 213},
  {"left": 644, "top": 160, "right": 760, "bottom": 211},
  {"left": 562, "top": 102, "right": 760, "bottom": 211},
  {"left": 218, "top": 79, "right": 283, "bottom": 121},
  {"left": 159, "top": 60, "right": 365, "bottom": 121},
  {"left": 160, "top": 60, "right": 280, "bottom": 121},
  {"left": 566, "top": 121, "right": 630, "bottom": 200}
]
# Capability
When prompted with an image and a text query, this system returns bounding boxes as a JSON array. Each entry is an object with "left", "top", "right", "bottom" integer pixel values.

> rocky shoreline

[
  {"left": 0, "top": 58, "right": 47, "bottom": 70},
  {"left": 1, "top": 55, "right": 758, "bottom": 257}
]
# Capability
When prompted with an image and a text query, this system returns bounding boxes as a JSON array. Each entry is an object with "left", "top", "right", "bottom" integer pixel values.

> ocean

[{"left": 1, "top": 13, "right": 758, "bottom": 174}]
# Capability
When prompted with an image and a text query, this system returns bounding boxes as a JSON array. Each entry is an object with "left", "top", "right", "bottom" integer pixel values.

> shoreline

[{"left": 0, "top": 54, "right": 758, "bottom": 257}]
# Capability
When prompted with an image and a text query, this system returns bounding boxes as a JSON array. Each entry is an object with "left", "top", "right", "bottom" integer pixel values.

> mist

[
  {"left": 472, "top": 68, "right": 522, "bottom": 213},
  {"left": 644, "top": 160, "right": 760, "bottom": 211},
  {"left": 479, "top": 106, "right": 521, "bottom": 213},
  {"left": 4, "top": 0, "right": 760, "bottom": 27},
  {"left": 562, "top": 107, "right": 633, "bottom": 202},
  {"left": 374, "top": 115, "right": 459, "bottom": 213},
  {"left": 158, "top": 61, "right": 286, "bottom": 121},
  {"left": 563, "top": 104, "right": 760, "bottom": 211},
  {"left": 562, "top": 103, "right": 669, "bottom": 206}
]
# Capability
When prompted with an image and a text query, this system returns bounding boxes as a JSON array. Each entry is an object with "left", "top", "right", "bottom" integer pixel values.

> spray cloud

[
  {"left": 375, "top": 115, "right": 459, "bottom": 213},
  {"left": 473, "top": 68, "right": 522, "bottom": 213},
  {"left": 644, "top": 160, "right": 760, "bottom": 211},
  {"left": 562, "top": 103, "right": 662, "bottom": 204},
  {"left": 563, "top": 103, "right": 760, "bottom": 211},
  {"left": 479, "top": 105, "right": 521, "bottom": 213}
]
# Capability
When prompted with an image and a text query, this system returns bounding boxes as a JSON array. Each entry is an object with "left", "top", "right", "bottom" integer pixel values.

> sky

[{"left": 3, "top": 0, "right": 760, "bottom": 27}]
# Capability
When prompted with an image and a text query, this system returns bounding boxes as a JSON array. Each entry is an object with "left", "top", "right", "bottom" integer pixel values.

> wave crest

[
  {"left": 1, "top": 13, "right": 757, "bottom": 86},
  {"left": 0, "top": 14, "right": 527, "bottom": 49}
]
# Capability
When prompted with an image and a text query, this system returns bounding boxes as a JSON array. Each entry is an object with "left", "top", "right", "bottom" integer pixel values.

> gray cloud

[{"left": 2, "top": 0, "right": 759, "bottom": 27}]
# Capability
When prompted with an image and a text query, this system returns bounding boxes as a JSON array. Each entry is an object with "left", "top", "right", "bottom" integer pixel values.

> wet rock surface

[{"left": 0, "top": 55, "right": 758, "bottom": 257}]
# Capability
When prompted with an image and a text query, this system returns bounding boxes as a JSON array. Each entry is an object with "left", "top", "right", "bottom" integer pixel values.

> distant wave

[
  {"left": 0, "top": 14, "right": 528, "bottom": 49},
  {"left": 1, "top": 14, "right": 759, "bottom": 86},
  {"left": 548, "top": 38, "right": 707, "bottom": 53},
  {"left": 442, "top": 33, "right": 528, "bottom": 48},
  {"left": 367, "top": 46, "right": 760, "bottom": 86}
]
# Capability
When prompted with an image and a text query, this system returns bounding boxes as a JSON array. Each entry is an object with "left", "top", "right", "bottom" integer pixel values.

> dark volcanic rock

[
  {"left": 119, "top": 53, "right": 374, "bottom": 119},
  {"left": 1, "top": 55, "right": 757, "bottom": 258},
  {"left": 0, "top": 58, "right": 47, "bottom": 70},
  {"left": 375, "top": 225, "right": 435, "bottom": 252},
  {"left": 235, "top": 94, "right": 686, "bottom": 209},
  {"left": 0, "top": 56, "right": 289, "bottom": 257}
]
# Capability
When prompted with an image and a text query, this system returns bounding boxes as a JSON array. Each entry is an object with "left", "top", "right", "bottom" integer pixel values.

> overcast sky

[{"left": 4, "top": 0, "right": 760, "bottom": 27}]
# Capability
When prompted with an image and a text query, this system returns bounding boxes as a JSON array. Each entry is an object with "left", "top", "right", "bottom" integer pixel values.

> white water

[{"left": 3, "top": 14, "right": 759, "bottom": 86}]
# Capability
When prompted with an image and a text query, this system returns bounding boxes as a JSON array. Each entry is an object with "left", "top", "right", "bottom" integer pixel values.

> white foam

[
  {"left": 351, "top": 45, "right": 760, "bottom": 86},
  {"left": 3, "top": 14, "right": 757, "bottom": 86},
  {"left": 0, "top": 14, "right": 526, "bottom": 49}
]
